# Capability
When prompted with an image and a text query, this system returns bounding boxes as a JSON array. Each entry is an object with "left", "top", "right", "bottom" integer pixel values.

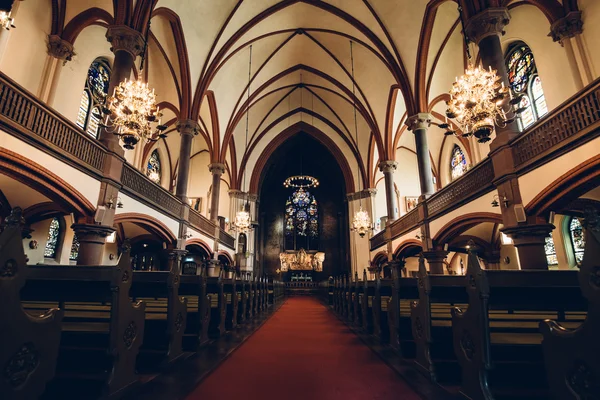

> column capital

[
  {"left": 176, "top": 119, "right": 200, "bottom": 136},
  {"left": 106, "top": 25, "right": 145, "bottom": 57},
  {"left": 71, "top": 223, "right": 115, "bottom": 240},
  {"left": 465, "top": 8, "right": 510, "bottom": 44},
  {"left": 228, "top": 189, "right": 244, "bottom": 199},
  {"left": 501, "top": 223, "right": 555, "bottom": 245},
  {"left": 406, "top": 113, "right": 433, "bottom": 132},
  {"left": 47, "top": 35, "right": 75, "bottom": 63},
  {"left": 346, "top": 188, "right": 376, "bottom": 201},
  {"left": 378, "top": 160, "right": 398, "bottom": 173},
  {"left": 208, "top": 163, "right": 226, "bottom": 175},
  {"left": 247, "top": 193, "right": 258, "bottom": 202},
  {"left": 549, "top": 11, "right": 583, "bottom": 45},
  {"left": 422, "top": 250, "right": 448, "bottom": 263}
]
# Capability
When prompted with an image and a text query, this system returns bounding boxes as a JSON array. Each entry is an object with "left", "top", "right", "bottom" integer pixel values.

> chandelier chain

[{"left": 350, "top": 40, "right": 361, "bottom": 206}]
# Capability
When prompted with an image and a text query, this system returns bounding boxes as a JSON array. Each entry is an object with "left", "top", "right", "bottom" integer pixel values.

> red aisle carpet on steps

[{"left": 186, "top": 297, "right": 421, "bottom": 400}]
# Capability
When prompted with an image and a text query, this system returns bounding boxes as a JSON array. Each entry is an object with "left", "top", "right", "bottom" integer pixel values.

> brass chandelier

[
  {"left": 442, "top": 7, "right": 524, "bottom": 143},
  {"left": 283, "top": 175, "right": 319, "bottom": 189},
  {"left": 349, "top": 40, "right": 372, "bottom": 238},
  {"left": 232, "top": 45, "right": 253, "bottom": 234},
  {"left": 98, "top": 22, "right": 167, "bottom": 150},
  {"left": 0, "top": 10, "right": 15, "bottom": 30}
]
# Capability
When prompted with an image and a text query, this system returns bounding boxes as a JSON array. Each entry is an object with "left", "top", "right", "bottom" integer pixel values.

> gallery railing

[
  {"left": 218, "top": 228, "right": 236, "bottom": 249},
  {"left": 188, "top": 209, "right": 216, "bottom": 238}
]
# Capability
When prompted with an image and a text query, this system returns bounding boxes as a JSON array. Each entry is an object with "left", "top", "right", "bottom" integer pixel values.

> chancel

[{"left": 1, "top": 1, "right": 600, "bottom": 400}]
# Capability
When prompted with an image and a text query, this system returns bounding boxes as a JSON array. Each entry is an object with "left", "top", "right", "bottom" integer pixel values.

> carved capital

[
  {"left": 379, "top": 160, "right": 398, "bottom": 174},
  {"left": 47, "top": 35, "right": 75, "bottom": 63},
  {"left": 71, "top": 223, "right": 115, "bottom": 244},
  {"left": 228, "top": 189, "right": 244, "bottom": 199},
  {"left": 465, "top": 8, "right": 511, "bottom": 44},
  {"left": 106, "top": 25, "right": 145, "bottom": 57},
  {"left": 501, "top": 223, "right": 555, "bottom": 245},
  {"left": 208, "top": 163, "right": 226, "bottom": 176},
  {"left": 549, "top": 11, "right": 583, "bottom": 45},
  {"left": 346, "top": 188, "right": 376, "bottom": 201},
  {"left": 247, "top": 193, "right": 258, "bottom": 202},
  {"left": 406, "top": 113, "right": 433, "bottom": 132},
  {"left": 176, "top": 119, "right": 200, "bottom": 136}
]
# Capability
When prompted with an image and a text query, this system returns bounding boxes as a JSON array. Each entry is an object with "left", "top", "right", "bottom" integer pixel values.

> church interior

[{"left": 1, "top": 0, "right": 599, "bottom": 399}]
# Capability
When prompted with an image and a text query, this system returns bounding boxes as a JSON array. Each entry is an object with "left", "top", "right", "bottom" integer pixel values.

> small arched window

[
  {"left": 450, "top": 145, "right": 468, "bottom": 181},
  {"left": 544, "top": 234, "right": 558, "bottom": 266},
  {"left": 505, "top": 42, "right": 548, "bottom": 131},
  {"left": 70, "top": 234, "right": 80, "bottom": 261},
  {"left": 76, "top": 58, "right": 111, "bottom": 138},
  {"left": 569, "top": 217, "right": 585, "bottom": 265},
  {"left": 146, "top": 149, "right": 161, "bottom": 184},
  {"left": 44, "top": 217, "right": 61, "bottom": 258}
]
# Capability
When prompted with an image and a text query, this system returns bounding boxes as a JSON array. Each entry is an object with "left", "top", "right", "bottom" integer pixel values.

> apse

[{"left": 258, "top": 131, "right": 349, "bottom": 280}]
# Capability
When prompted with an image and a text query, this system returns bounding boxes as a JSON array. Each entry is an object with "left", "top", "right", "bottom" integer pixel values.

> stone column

[
  {"left": 406, "top": 113, "right": 435, "bottom": 197},
  {"left": 378, "top": 161, "right": 399, "bottom": 221},
  {"left": 175, "top": 120, "right": 199, "bottom": 201},
  {"left": 99, "top": 25, "right": 145, "bottom": 154},
  {"left": 501, "top": 224, "right": 554, "bottom": 270},
  {"left": 422, "top": 250, "right": 448, "bottom": 275},
  {"left": 550, "top": 12, "right": 592, "bottom": 89},
  {"left": 208, "top": 163, "right": 225, "bottom": 222},
  {"left": 71, "top": 224, "right": 115, "bottom": 265},
  {"left": 40, "top": 35, "right": 75, "bottom": 103}
]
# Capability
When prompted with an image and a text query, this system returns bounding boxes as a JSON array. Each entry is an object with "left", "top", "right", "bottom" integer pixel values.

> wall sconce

[
  {"left": 106, "top": 196, "right": 123, "bottom": 210},
  {"left": 491, "top": 194, "right": 509, "bottom": 208}
]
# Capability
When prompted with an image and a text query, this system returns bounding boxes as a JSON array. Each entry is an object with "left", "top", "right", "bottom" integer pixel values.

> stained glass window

[
  {"left": 505, "top": 42, "right": 547, "bottom": 131},
  {"left": 70, "top": 234, "right": 80, "bottom": 261},
  {"left": 284, "top": 188, "right": 319, "bottom": 238},
  {"left": 450, "top": 145, "right": 468, "bottom": 181},
  {"left": 544, "top": 234, "right": 558, "bottom": 266},
  {"left": 147, "top": 150, "right": 161, "bottom": 184},
  {"left": 44, "top": 217, "right": 61, "bottom": 258},
  {"left": 76, "top": 58, "right": 111, "bottom": 139},
  {"left": 569, "top": 217, "right": 585, "bottom": 265}
]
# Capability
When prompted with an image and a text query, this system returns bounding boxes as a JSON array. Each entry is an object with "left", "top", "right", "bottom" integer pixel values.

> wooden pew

[
  {"left": 387, "top": 265, "right": 419, "bottom": 357},
  {"left": 410, "top": 256, "right": 466, "bottom": 384},
  {"left": 247, "top": 277, "right": 255, "bottom": 319},
  {"left": 237, "top": 278, "right": 247, "bottom": 324},
  {"left": 452, "top": 250, "right": 587, "bottom": 400},
  {"left": 539, "top": 212, "right": 600, "bottom": 400},
  {"left": 1, "top": 210, "right": 63, "bottom": 400},
  {"left": 223, "top": 277, "right": 238, "bottom": 331},
  {"left": 346, "top": 275, "right": 354, "bottom": 324},
  {"left": 21, "top": 249, "right": 145, "bottom": 399},
  {"left": 353, "top": 272, "right": 361, "bottom": 328},
  {"left": 360, "top": 270, "right": 375, "bottom": 334},
  {"left": 372, "top": 273, "right": 392, "bottom": 344},
  {"left": 333, "top": 277, "right": 339, "bottom": 313},
  {"left": 131, "top": 258, "right": 187, "bottom": 370},
  {"left": 179, "top": 274, "right": 211, "bottom": 350},
  {"left": 206, "top": 272, "right": 226, "bottom": 338}
]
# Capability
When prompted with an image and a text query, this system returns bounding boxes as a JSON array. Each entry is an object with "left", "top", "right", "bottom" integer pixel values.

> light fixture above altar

[{"left": 283, "top": 175, "right": 319, "bottom": 189}]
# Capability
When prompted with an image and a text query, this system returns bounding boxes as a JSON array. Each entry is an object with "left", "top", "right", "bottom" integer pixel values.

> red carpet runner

[{"left": 186, "top": 297, "right": 421, "bottom": 400}]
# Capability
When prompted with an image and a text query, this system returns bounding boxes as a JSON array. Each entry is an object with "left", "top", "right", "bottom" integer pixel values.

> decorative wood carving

[
  {"left": 189, "top": 209, "right": 217, "bottom": 238},
  {"left": 121, "top": 164, "right": 182, "bottom": 218},
  {"left": 411, "top": 255, "right": 435, "bottom": 381}
]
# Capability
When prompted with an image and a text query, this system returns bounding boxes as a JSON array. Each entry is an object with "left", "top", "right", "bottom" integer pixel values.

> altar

[{"left": 279, "top": 248, "right": 325, "bottom": 272}]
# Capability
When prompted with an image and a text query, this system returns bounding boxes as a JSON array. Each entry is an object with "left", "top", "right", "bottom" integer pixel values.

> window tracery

[
  {"left": 505, "top": 42, "right": 547, "bottom": 131},
  {"left": 44, "top": 217, "right": 61, "bottom": 258},
  {"left": 76, "top": 58, "right": 111, "bottom": 138},
  {"left": 146, "top": 150, "right": 161, "bottom": 184},
  {"left": 70, "top": 234, "right": 80, "bottom": 261},
  {"left": 450, "top": 145, "right": 468, "bottom": 181},
  {"left": 544, "top": 234, "right": 558, "bottom": 266},
  {"left": 569, "top": 217, "right": 585, "bottom": 265},
  {"left": 285, "top": 188, "right": 319, "bottom": 249}
]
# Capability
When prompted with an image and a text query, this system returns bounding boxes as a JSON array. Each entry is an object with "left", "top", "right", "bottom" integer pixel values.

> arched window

[
  {"left": 70, "top": 234, "right": 80, "bottom": 261},
  {"left": 76, "top": 58, "right": 111, "bottom": 138},
  {"left": 450, "top": 145, "right": 468, "bottom": 181},
  {"left": 146, "top": 150, "right": 161, "bottom": 184},
  {"left": 505, "top": 42, "right": 548, "bottom": 131},
  {"left": 285, "top": 188, "right": 319, "bottom": 250},
  {"left": 44, "top": 217, "right": 61, "bottom": 258},
  {"left": 569, "top": 217, "right": 585, "bottom": 265},
  {"left": 544, "top": 234, "right": 558, "bottom": 266}
]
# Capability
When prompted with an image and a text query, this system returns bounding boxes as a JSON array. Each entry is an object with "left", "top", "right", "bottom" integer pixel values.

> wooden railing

[
  {"left": 120, "top": 164, "right": 183, "bottom": 219},
  {"left": 0, "top": 72, "right": 106, "bottom": 173},
  {"left": 218, "top": 228, "right": 236, "bottom": 249},
  {"left": 390, "top": 207, "right": 420, "bottom": 238},
  {"left": 188, "top": 209, "right": 216, "bottom": 238},
  {"left": 370, "top": 230, "right": 386, "bottom": 251}
]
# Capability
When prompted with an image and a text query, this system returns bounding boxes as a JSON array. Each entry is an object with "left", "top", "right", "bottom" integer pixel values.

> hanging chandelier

[
  {"left": 283, "top": 175, "right": 319, "bottom": 189},
  {"left": 0, "top": 10, "right": 15, "bottom": 30},
  {"left": 442, "top": 7, "right": 524, "bottom": 143},
  {"left": 98, "top": 21, "right": 166, "bottom": 150},
  {"left": 232, "top": 45, "right": 254, "bottom": 234},
  {"left": 348, "top": 40, "right": 372, "bottom": 238}
]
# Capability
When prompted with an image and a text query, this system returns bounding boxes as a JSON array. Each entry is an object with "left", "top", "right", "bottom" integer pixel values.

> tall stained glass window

[
  {"left": 505, "top": 42, "right": 547, "bottom": 131},
  {"left": 450, "top": 145, "right": 468, "bottom": 181},
  {"left": 569, "top": 217, "right": 585, "bottom": 265},
  {"left": 285, "top": 188, "right": 319, "bottom": 240},
  {"left": 544, "top": 234, "right": 558, "bottom": 266},
  {"left": 76, "top": 58, "right": 111, "bottom": 138},
  {"left": 70, "top": 234, "right": 80, "bottom": 261},
  {"left": 146, "top": 150, "right": 161, "bottom": 184},
  {"left": 44, "top": 217, "right": 61, "bottom": 258}
]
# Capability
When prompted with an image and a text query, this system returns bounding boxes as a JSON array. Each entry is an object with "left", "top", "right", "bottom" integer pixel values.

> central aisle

[{"left": 186, "top": 297, "right": 421, "bottom": 400}]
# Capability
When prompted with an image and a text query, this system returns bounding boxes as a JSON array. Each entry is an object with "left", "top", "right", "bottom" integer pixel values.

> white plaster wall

[
  {"left": 428, "top": 194, "right": 499, "bottom": 239},
  {"left": 188, "top": 151, "right": 212, "bottom": 217},
  {"left": 186, "top": 227, "right": 216, "bottom": 252},
  {"left": 580, "top": 0, "right": 600, "bottom": 80},
  {"left": 116, "top": 193, "right": 180, "bottom": 238},
  {"left": 519, "top": 135, "right": 600, "bottom": 207},
  {"left": 0, "top": 133, "right": 101, "bottom": 206}
]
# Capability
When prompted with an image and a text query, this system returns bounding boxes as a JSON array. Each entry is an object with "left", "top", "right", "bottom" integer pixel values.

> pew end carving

[{"left": 411, "top": 255, "right": 435, "bottom": 381}]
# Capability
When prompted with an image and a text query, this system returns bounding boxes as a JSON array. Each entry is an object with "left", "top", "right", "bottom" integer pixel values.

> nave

[{"left": 187, "top": 296, "right": 422, "bottom": 400}]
